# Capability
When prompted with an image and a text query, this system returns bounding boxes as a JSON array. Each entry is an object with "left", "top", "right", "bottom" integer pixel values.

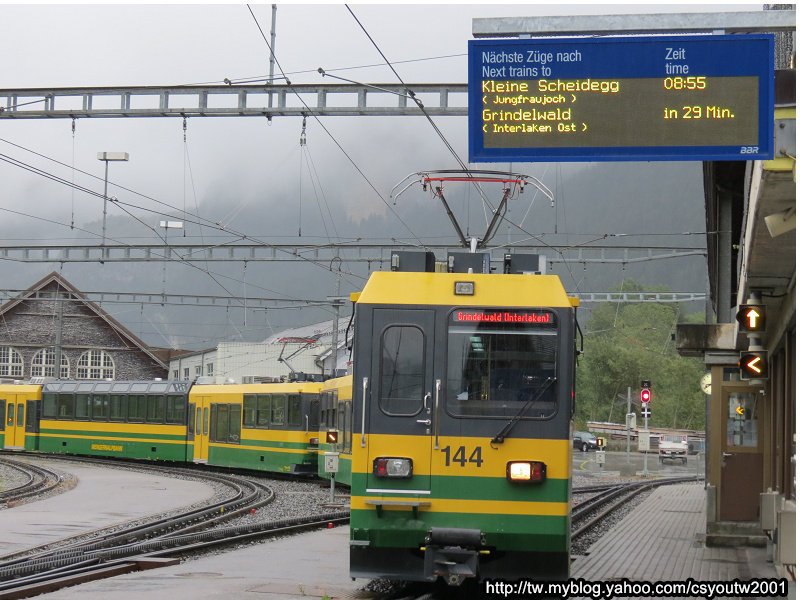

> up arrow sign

[{"left": 736, "top": 304, "right": 766, "bottom": 332}]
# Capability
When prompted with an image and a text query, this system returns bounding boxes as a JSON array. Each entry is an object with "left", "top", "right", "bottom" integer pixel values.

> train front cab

[
  {"left": 349, "top": 272, "right": 577, "bottom": 586},
  {"left": 0, "top": 383, "right": 42, "bottom": 451}
]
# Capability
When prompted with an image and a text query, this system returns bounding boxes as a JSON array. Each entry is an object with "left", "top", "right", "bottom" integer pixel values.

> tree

[{"left": 575, "top": 279, "right": 706, "bottom": 431}]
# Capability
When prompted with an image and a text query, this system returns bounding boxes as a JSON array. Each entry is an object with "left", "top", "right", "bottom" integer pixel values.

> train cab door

[
  {"left": 4, "top": 396, "right": 26, "bottom": 449},
  {"left": 193, "top": 395, "right": 211, "bottom": 463},
  {"left": 365, "top": 309, "right": 436, "bottom": 497}
]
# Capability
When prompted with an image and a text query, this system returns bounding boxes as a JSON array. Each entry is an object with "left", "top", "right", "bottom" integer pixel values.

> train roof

[
  {"left": 42, "top": 380, "right": 190, "bottom": 394},
  {"left": 357, "top": 272, "right": 577, "bottom": 308}
]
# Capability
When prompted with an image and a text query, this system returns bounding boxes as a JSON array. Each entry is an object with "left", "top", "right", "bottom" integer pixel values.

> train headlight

[
  {"left": 373, "top": 457, "right": 413, "bottom": 478},
  {"left": 507, "top": 461, "right": 546, "bottom": 483}
]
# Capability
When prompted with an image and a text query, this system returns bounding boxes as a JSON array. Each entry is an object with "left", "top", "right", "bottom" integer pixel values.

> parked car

[
  {"left": 573, "top": 431, "right": 599, "bottom": 452},
  {"left": 659, "top": 434, "right": 688, "bottom": 464}
]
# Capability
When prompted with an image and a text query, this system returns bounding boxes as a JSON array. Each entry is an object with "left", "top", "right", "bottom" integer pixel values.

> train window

[
  {"left": 344, "top": 401, "right": 352, "bottom": 453},
  {"left": 271, "top": 394, "right": 286, "bottom": 426},
  {"left": 147, "top": 396, "right": 166, "bottom": 423},
  {"left": 256, "top": 395, "right": 271, "bottom": 428},
  {"left": 228, "top": 405, "right": 241, "bottom": 444},
  {"left": 288, "top": 395, "right": 302, "bottom": 427},
  {"left": 129, "top": 394, "right": 147, "bottom": 422},
  {"left": 109, "top": 394, "right": 126, "bottom": 421},
  {"left": 166, "top": 395, "right": 185, "bottom": 424},
  {"left": 243, "top": 395, "right": 257, "bottom": 428},
  {"left": 203, "top": 407, "right": 209, "bottom": 436},
  {"left": 446, "top": 312, "right": 558, "bottom": 419},
  {"left": 56, "top": 394, "right": 74, "bottom": 419},
  {"left": 309, "top": 399, "right": 320, "bottom": 429},
  {"left": 379, "top": 325, "right": 425, "bottom": 416},
  {"left": 6, "top": 403, "right": 13, "bottom": 427},
  {"left": 75, "top": 394, "right": 90, "bottom": 420},
  {"left": 0, "top": 400, "right": 5, "bottom": 430},
  {"left": 92, "top": 394, "right": 109, "bottom": 420},
  {"left": 16, "top": 404, "right": 24, "bottom": 427},
  {"left": 42, "top": 393, "right": 56, "bottom": 419}
]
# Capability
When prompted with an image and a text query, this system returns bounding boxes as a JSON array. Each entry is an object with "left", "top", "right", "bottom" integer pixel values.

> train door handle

[
  {"left": 423, "top": 392, "right": 431, "bottom": 413},
  {"left": 416, "top": 419, "right": 432, "bottom": 426},
  {"left": 722, "top": 452, "right": 733, "bottom": 458}
]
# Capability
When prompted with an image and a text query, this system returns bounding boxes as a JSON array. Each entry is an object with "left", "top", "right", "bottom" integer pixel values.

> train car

[
  {"left": 39, "top": 380, "right": 191, "bottom": 461},
  {"left": 0, "top": 382, "right": 42, "bottom": 451},
  {"left": 349, "top": 269, "right": 578, "bottom": 586},
  {"left": 191, "top": 380, "right": 322, "bottom": 474},
  {"left": 317, "top": 374, "right": 354, "bottom": 486}
]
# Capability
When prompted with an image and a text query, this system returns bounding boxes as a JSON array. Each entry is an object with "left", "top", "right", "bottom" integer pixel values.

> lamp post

[
  {"left": 97, "top": 152, "right": 129, "bottom": 250},
  {"left": 160, "top": 220, "right": 184, "bottom": 304}
]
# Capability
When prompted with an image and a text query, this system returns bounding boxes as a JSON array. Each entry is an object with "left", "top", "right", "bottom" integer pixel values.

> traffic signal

[
  {"left": 739, "top": 351, "right": 768, "bottom": 380},
  {"left": 736, "top": 304, "right": 766, "bottom": 332},
  {"left": 640, "top": 388, "right": 651, "bottom": 403},
  {"left": 326, "top": 430, "right": 339, "bottom": 444}
]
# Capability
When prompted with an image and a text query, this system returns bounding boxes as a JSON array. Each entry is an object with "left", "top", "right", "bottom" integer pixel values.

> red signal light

[{"left": 640, "top": 388, "right": 651, "bottom": 403}]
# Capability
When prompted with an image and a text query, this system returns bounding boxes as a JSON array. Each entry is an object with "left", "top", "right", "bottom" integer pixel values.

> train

[{"left": 0, "top": 255, "right": 579, "bottom": 587}]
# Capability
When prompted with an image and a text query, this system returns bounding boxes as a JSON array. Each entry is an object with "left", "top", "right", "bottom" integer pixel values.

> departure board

[{"left": 468, "top": 35, "right": 774, "bottom": 162}]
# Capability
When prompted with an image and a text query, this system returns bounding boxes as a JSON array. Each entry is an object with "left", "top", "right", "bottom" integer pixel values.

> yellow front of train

[{"left": 349, "top": 268, "right": 578, "bottom": 586}]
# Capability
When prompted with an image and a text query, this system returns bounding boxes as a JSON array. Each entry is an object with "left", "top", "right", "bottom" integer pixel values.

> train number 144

[{"left": 441, "top": 445, "right": 484, "bottom": 467}]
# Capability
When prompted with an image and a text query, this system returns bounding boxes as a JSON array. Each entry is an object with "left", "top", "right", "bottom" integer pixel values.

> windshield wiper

[{"left": 490, "top": 377, "right": 556, "bottom": 445}]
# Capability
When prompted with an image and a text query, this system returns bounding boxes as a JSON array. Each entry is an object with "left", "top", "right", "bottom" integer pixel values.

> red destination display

[{"left": 454, "top": 310, "right": 554, "bottom": 324}]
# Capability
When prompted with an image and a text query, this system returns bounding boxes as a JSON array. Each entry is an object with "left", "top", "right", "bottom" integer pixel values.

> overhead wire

[
  {"left": 245, "top": 3, "right": 425, "bottom": 249},
  {"left": 342, "top": 5, "right": 587, "bottom": 291},
  {"left": 0, "top": 138, "right": 368, "bottom": 291}
]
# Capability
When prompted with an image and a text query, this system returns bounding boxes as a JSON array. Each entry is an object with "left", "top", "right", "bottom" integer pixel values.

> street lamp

[{"left": 97, "top": 152, "right": 129, "bottom": 249}]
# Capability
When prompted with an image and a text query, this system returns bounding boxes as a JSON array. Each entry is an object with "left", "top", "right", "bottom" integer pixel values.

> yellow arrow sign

[
  {"left": 736, "top": 405, "right": 745, "bottom": 416},
  {"left": 746, "top": 355, "right": 763, "bottom": 374}
]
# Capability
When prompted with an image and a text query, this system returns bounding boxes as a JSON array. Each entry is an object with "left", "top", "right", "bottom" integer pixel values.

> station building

[
  {"left": 0, "top": 272, "right": 167, "bottom": 381},
  {"left": 676, "top": 67, "right": 795, "bottom": 574}
]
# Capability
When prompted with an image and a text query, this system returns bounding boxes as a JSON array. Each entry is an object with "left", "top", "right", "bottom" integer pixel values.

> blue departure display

[{"left": 468, "top": 35, "right": 774, "bottom": 162}]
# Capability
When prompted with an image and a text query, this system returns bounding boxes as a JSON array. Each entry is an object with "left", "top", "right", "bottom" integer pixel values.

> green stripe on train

[
  {"left": 352, "top": 473, "right": 568, "bottom": 502},
  {"left": 239, "top": 437, "right": 311, "bottom": 451},
  {"left": 36, "top": 437, "right": 189, "bottom": 461},
  {"left": 350, "top": 509, "right": 569, "bottom": 552},
  {"left": 207, "top": 445, "right": 316, "bottom": 473}
]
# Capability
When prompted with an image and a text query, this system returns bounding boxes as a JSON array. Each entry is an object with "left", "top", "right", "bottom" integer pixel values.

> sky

[{"left": 0, "top": 2, "right": 766, "bottom": 349}]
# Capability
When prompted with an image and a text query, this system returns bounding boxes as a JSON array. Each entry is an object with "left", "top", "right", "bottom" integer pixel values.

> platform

[
  {"left": 0, "top": 460, "right": 214, "bottom": 557},
  {"left": 572, "top": 482, "right": 792, "bottom": 598}
]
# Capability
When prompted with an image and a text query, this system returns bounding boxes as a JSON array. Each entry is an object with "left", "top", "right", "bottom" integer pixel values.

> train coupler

[{"left": 423, "top": 528, "right": 484, "bottom": 586}]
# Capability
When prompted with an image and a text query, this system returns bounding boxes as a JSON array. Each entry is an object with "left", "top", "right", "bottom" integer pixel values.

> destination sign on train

[
  {"left": 453, "top": 310, "right": 555, "bottom": 325},
  {"left": 468, "top": 35, "right": 774, "bottom": 162}
]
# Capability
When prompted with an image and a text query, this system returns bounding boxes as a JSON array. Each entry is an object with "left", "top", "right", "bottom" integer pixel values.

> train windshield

[{"left": 446, "top": 309, "right": 558, "bottom": 419}]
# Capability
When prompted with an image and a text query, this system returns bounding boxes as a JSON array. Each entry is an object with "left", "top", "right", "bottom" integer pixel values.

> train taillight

[
  {"left": 507, "top": 461, "right": 546, "bottom": 483},
  {"left": 373, "top": 457, "right": 413, "bottom": 478}
]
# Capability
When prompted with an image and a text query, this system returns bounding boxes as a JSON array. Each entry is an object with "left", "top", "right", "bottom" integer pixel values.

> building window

[
  {"left": 0, "top": 347, "right": 24, "bottom": 378},
  {"left": 31, "top": 348, "right": 70, "bottom": 378},
  {"left": 183, "top": 367, "right": 190, "bottom": 380},
  {"left": 195, "top": 365, "right": 202, "bottom": 376},
  {"left": 173, "top": 369, "right": 179, "bottom": 379},
  {"left": 206, "top": 363, "right": 214, "bottom": 376},
  {"left": 76, "top": 350, "right": 115, "bottom": 380}
]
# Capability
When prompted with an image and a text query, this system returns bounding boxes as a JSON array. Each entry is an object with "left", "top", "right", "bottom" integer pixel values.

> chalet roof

[{"left": 0, "top": 271, "right": 167, "bottom": 370}]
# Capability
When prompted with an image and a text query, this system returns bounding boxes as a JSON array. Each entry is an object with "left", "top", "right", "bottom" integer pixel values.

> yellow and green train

[
  {"left": 0, "top": 256, "right": 579, "bottom": 587},
  {"left": 348, "top": 269, "right": 579, "bottom": 585}
]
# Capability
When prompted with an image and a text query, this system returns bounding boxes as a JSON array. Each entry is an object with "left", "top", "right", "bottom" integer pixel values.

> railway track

[
  {"left": 0, "top": 454, "right": 349, "bottom": 599},
  {"left": 0, "top": 458, "right": 63, "bottom": 506},
  {"left": 571, "top": 475, "right": 701, "bottom": 543}
]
